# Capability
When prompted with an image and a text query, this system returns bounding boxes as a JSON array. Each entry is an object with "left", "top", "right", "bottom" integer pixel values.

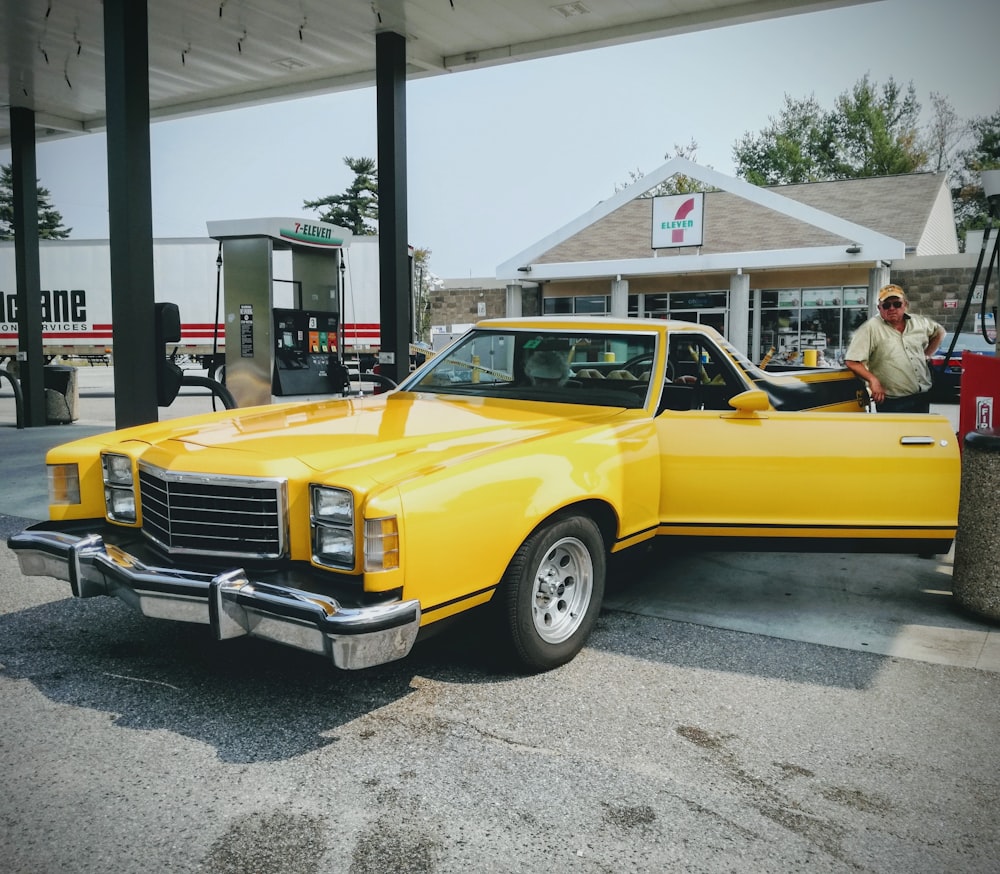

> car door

[{"left": 653, "top": 335, "right": 959, "bottom": 550}]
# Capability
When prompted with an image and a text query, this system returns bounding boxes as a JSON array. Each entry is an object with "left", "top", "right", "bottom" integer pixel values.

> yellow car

[{"left": 8, "top": 317, "right": 960, "bottom": 672}]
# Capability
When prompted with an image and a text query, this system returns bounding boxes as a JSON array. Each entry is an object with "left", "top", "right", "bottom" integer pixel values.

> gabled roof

[
  {"left": 767, "top": 173, "right": 957, "bottom": 255},
  {"left": 497, "top": 159, "right": 952, "bottom": 281}
]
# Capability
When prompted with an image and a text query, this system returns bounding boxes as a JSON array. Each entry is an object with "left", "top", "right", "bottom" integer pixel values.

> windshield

[{"left": 401, "top": 329, "right": 659, "bottom": 409}]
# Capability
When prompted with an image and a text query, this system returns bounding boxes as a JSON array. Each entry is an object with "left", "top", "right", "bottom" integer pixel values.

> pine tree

[
  {"left": 0, "top": 164, "right": 72, "bottom": 240},
  {"left": 303, "top": 156, "right": 378, "bottom": 235}
]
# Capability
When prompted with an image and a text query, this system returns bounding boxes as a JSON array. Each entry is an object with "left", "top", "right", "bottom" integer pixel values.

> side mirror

[{"left": 728, "top": 389, "right": 771, "bottom": 413}]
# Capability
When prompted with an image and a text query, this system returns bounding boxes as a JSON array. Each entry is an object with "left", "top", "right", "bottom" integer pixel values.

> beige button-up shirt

[{"left": 845, "top": 313, "right": 943, "bottom": 397}]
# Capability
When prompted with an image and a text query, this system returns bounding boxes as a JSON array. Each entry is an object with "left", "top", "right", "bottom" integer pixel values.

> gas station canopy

[
  {"left": 0, "top": 0, "right": 876, "bottom": 148},
  {"left": 2, "top": 0, "right": 879, "bottom": 429}
]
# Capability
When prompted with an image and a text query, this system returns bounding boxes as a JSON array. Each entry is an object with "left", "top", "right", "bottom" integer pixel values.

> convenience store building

[{"left": 437, "top": 159, "right": 978, "bottom": 367}]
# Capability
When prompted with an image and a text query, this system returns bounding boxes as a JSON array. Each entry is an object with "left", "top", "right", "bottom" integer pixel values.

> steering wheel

[
  {"left": 620, "top": 352, "right": 653, "bottom": 377},
  {"left": 620, "top": 351, "right": 676, "bottom": 382}
]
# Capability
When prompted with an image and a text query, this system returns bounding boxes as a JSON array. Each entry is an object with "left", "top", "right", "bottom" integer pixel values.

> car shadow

[
  {"left": 3, "top": 534, "right": 969, "bottom": 764},
  {"left": 0, "top": 587, "right": 523, "bottom": 764}
]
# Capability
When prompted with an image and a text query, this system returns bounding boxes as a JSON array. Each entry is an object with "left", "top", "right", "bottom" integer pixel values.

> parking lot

[{"left": 2, "top": 368, "right": 1000, "bottom": 872}]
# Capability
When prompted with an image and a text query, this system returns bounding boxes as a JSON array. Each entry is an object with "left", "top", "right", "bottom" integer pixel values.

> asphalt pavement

[{"left": 2, "top": 366, "right": 1000, "bottom": 871}]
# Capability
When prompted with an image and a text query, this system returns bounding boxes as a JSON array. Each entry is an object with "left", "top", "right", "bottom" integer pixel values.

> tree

[
  {"left": 412, "top": 247, "right": 441, "bottom": 344},
  {"left": 303, "top": 156, "right": 378, "bottom": 235},
  {"left": 0, "top": 164, "right": 72, "bottom": 239},
  {"left": 830, "top": 75, "right": 926, "bottom": 177},
  {"left": 616, "top": 140, "right": 716, "bottom": 197},
  {"left": 924, "top": 92, "right": 965, "bottom": 175},
  {"left": 732, "top": 95, "right": 836, "bottom": 185},
  {"left": 952, "top": 108, "right": 1000, "bottom": 246},
  {"left": 732, "top": 75, "right": 927, "bottom": 184}
]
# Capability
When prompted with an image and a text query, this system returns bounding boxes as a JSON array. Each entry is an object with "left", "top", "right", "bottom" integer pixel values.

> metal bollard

[{"left": 952, "top": 429, "right": 1000, "bottom": 621}]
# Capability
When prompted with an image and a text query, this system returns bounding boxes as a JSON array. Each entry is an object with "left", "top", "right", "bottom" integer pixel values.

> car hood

[{"left": 137, "top": 392, "right": 630, "bottom": 486}]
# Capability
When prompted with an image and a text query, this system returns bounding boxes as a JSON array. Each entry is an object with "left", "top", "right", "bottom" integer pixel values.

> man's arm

[
  {"left": 845, "top": 359, "right": 886, "bottom": 403},
  {"left": 925, "top": 325, "right": 945, "bottom": 357}
]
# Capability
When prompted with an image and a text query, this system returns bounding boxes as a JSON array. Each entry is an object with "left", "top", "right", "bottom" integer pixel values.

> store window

[
  {"left": 642, "top": 293, "right": 670, "bottom": 318},
  {"left": 758, "top": 286, "right": 868, "bottom": 365},
  {"left": 543, "top": 297, "right": 573, "bottom": 315},
  {"left": 640, "top": 292, "right": 728, "bottom": 318},
  {"left": 639, "top": 291, "right": 727, "bottom": 336},
  {"left": 543, "top": 295, "right": 610, "bottom": 315},
  {"left": 669, "top": 292, "right": 728, "bottom": 311},
  {"left": 574, "top": 295, "right": 610, "bottom": 315}
]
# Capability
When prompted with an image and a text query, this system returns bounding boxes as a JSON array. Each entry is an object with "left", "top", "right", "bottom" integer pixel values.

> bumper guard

[{"left": 8, "top": 528, "right": 420, "bottom": 670}]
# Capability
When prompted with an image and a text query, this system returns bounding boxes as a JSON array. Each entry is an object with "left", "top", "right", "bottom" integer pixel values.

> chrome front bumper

[{"left": 8, "top": 527, "right": 421, "bottom": 670}]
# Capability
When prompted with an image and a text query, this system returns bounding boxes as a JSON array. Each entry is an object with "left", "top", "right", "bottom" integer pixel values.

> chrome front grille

[{"left": 138, "top": 463, "right": 288, "bottom": 559}]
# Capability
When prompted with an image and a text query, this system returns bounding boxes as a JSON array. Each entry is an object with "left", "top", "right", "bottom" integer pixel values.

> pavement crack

[{"left": 102, "top": 671, "right": 181, "bottom": 690}]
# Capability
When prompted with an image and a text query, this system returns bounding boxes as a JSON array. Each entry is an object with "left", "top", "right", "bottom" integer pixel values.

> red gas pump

[{"left": 958, "top": 352, "right": 1000, "bottom": 443}]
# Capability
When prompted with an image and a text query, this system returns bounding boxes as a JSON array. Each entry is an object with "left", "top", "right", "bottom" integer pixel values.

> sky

[{"left": 3, "top": 0, "right": 999, "bottom": 279}]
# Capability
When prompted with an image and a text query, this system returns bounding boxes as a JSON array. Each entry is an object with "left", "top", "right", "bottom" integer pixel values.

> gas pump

[
  {"left": 951, "top": 172, "right": 1000, "bottom": 443},
  {"left": 207, "top": 217, "right": 352, "bottom": 408}
]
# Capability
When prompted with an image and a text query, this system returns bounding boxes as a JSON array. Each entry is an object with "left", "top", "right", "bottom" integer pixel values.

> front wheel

[{"left": 499, "top": 515, "right": 606, "bottom": 672}]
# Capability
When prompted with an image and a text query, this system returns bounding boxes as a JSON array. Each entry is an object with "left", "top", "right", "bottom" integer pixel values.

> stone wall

[
  {"left": 892, "top": 263, "right": 984, "bottom": 334},
  {"left": 430, "top": 284, "right": 541, "bottom": 329}
]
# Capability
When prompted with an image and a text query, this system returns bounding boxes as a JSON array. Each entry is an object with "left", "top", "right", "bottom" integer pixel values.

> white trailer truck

[{"left": 0, "top": 235, "right": 384, "bottom": 368}]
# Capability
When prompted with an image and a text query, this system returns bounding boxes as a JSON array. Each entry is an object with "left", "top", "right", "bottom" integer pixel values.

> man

[
  {"left": 845, "top": 284, "right": 944, "bottom": 413},
  {"left": 524, "top": 349, "right": 570, "bottom": 385}
]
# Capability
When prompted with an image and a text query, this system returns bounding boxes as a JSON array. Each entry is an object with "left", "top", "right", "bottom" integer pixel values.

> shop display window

[{"left": 758, "top": 286, "right": 869, "bottom": 366}]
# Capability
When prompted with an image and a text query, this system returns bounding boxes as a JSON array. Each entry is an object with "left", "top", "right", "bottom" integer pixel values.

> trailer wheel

[{"left": 498, "top": 515, "right": 605, "bottom": 672}]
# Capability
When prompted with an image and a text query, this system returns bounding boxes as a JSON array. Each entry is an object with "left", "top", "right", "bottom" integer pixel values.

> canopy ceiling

[{"left": 1, "top": 0, "right": 874, "bottom": 148}]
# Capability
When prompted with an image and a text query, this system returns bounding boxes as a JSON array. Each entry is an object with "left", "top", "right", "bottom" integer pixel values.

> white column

[
  {"left": 611, "top": 277, "right": 629, "bottom": 318},
  {"left": 505, "top": 283, "right": 523, "bottom": 318},
  {"left": 869, "top": 265, "right": 890, "bottom": 316},
  {"left": 729, "top": 271, "right": 750, "bottom": 355}
]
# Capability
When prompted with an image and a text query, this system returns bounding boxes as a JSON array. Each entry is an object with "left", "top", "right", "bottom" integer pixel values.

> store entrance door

[{"left": 669, "top": 309, "right": 727, "bottom": 336}]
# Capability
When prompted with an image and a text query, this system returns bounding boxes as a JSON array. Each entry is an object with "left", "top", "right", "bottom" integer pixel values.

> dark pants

[{"left": 877, "top": 393, "right": 931, "bottom": 413}]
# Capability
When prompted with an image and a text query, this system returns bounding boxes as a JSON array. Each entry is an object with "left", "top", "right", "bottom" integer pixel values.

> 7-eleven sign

[{"left": 652, "top": 193, "right": 705, "bottom": 249}]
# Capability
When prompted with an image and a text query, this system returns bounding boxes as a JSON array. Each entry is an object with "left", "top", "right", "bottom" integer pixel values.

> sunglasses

[{"left": 880, "top": 300, "right": 904, "bottom": 309}]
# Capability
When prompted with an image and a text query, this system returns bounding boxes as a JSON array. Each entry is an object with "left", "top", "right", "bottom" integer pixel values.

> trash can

[
  {"left": 952, "top": 429, "right": 1000, "bottom": 621},
  {"left": 43, "top": 364, "right": 79, "bottom": 424}
]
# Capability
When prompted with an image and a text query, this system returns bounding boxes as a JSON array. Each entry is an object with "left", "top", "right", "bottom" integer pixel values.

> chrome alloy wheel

[{"left": 531, "top": 536, "right": 594, "bottom": 644}]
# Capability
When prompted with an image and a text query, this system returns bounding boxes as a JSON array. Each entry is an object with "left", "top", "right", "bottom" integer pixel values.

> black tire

[{"left": 498, "top": 515, "right": 606, "bottom": 672}]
